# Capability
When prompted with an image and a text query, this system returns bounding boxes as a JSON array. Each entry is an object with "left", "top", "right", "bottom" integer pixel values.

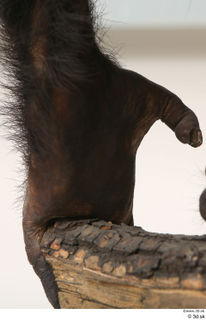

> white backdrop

[
  {"left": 96, "top": 0, "right": 206, "bottom": 28},
  {"left": 1, "top": 0, "right": 206, "bottom": 309}
]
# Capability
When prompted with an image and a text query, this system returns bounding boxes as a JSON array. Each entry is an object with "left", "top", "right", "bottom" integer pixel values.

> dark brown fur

[{"left": 0, "top": 0, "right": 203, "bottom": 308}]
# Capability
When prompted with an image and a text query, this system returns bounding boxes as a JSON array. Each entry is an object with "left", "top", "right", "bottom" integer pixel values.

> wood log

[{"left": 40, "top": 219, "right": 206, "bottom": 309}]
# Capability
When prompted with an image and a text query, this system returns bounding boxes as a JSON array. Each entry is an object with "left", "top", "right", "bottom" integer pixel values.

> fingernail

[{"left": 191, "top": 129, "right": 203, "bottom": 147}]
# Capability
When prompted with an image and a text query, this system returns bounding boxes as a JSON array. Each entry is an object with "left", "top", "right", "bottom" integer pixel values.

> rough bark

[{"left": 40, "top": 219, "right": 206, "bottom": 309}]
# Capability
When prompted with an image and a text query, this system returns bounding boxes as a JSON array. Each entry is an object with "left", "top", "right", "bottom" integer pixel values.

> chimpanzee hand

[{"left": 22, "top": 66, "right": 203, "bottom": 309}]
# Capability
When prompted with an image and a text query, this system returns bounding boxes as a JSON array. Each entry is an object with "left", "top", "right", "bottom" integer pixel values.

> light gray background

[
  {"left": 96, "top": 0, "right": 206, "bottom": 28},
  {"left": 1, "top": 0, "right": 206, "bottom": 309}
]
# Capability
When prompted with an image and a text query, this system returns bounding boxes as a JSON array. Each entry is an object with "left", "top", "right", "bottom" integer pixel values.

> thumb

[{"left": 159, "top": 91, "right": 203, "bottom": 148}]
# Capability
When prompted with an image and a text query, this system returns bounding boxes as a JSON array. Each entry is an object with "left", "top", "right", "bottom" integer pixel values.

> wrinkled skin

[
  {"left": 23, "top": 66, "right": 202, "bottom": 308},
  {"left": 0, "top": 0, "right": 202, "bottom": 309}
]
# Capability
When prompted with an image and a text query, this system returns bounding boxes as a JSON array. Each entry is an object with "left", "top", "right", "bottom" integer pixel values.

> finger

[{"left": 200, "top": 188, "right": 206, "bottom": 221}]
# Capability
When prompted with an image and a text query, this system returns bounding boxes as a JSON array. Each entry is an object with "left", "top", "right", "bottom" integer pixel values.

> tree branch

[{"left": 40, "top": 219, "right": 206, "bottom": 308}]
